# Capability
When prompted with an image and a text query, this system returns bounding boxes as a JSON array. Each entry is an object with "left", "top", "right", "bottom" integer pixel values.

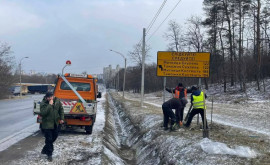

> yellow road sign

[
  {"left": 157, "top": 52, "right": 210, "bottom": 77},
  {"left": 70, "top": 102, "right": 86, "bottom": 114}
]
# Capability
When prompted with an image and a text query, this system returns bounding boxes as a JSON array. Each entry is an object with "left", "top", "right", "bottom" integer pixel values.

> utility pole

[{"left": 141, "top": 28, "right": 146, "bottom": 107}]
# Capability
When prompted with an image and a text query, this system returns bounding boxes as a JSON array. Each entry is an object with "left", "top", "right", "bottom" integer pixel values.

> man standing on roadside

[{"left": 40, "top": 92, "right": 64, "bottom": 162}]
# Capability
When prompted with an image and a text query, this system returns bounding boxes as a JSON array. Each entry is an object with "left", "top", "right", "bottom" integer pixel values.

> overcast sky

[{"left": 0, "top": 0, "right": 204, "bottom": 75}]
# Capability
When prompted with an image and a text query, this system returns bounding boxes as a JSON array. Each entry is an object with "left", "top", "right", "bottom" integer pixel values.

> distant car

[{"left": 12, "top": 86, "right": 21, "bottom": 96}]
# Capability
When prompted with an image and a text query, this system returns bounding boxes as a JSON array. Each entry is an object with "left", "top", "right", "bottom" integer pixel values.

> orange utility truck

[{"left": 33, "top": 73, "right": 101, "bottom": 134}]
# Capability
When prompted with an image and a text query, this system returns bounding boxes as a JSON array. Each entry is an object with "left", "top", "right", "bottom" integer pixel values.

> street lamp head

[{"left": 25, "top": 57, "right": 29, "bottom": 58}]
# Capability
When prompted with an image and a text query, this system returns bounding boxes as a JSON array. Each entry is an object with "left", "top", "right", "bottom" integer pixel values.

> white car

[{"left": 12, "top": 86, "right": 21, "bottom": 96}]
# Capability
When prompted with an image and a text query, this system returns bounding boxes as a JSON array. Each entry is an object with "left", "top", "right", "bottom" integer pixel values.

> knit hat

[
  {"left": 191, "top": 86, "right": 198, "bottom": 91},
  {"left": 45, "top": 92, "right": 53, "bottom": 98},
  {"left": 178, "top": 83, "right": 183, "bottom": 87}
]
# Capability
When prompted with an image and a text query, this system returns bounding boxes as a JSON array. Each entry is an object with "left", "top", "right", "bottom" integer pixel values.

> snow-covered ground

[
  {"left": 110, "top": 90, "right": 270, "bottom": 164},
  {"left": 7, "top": 88, "right": 107, "bottom": 165},
  {"left": 4, "top": 86, "right": 134, "bottom": 165},
  {"left": 121, "top": 80, "right": 270, "bottom": 139},
  {"left": 1, "top": 80, "right": 270, "bottom": 164}
]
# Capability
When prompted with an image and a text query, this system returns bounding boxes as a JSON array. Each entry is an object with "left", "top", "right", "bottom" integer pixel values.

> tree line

[
  {"left": 108, "top": 0, "right": 270, "bottom": 93},
  {"left": 0, "top": 42, "right": 57, "bottom": 99}
]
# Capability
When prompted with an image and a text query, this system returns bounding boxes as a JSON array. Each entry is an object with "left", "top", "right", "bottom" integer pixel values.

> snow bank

[
  {"left": 93, "top": 90, "right": 106, "bottom": 133},
  {"left": 0, "top": 124, "right": 39, "bottom": 152},
  {"left": 200, "top": 138, "right": 258, "bottom": 158},
  {"left": 103, "top": 147, "right": 125, "bottom": 165},
  {"left": 8, "top": 86, "right": 107, "bottom": 164}
]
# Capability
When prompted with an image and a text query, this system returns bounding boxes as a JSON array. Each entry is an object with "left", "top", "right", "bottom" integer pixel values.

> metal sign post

[
  {"left": 197, "top": 78, "right": 202, "bottom": 125},
  {"left": 211, "top": 96, "right": 213, "bottom": 126},
  {"left": 163, "top": 77, "right": 166, "bottom": 103},
  {"left": 202, "top": 89, "right": 209, "bottom": 138}
]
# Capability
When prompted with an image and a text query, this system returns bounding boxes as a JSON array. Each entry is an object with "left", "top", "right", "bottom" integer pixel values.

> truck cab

[{"left": 34, "top": 73, "right": 101, "bottom": 134}]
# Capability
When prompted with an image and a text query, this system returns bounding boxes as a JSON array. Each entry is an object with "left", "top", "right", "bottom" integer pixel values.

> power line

[
  {"left": 147, "top": 0, "right": 182, "bottom": 42},
  {"left": 146, "top": 0, "right": 167, "bottom": 35},
  {"left": 138, "top": 0, "right": 167, "bottom": 44}
]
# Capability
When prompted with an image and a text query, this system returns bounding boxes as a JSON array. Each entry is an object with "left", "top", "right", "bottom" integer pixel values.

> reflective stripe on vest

[{"left": 192, "top": 91, "right": 205, "bottom": 109}]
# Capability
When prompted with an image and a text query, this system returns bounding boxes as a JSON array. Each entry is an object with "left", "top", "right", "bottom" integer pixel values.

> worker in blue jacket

[{"left": 184, "top": 86, "right": 208, "bottom": 129}]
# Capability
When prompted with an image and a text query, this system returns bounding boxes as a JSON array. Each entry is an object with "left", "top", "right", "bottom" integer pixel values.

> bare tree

[
  {"left": 185, "top": 16, "right": 206, "bottom": 52},
  {"left": 0, "top": 43, "right": 15, "bottom": 99},
  {"left": 21, "top": 74, "right": 57, "bottom": 84},
  {"left": 185, "top": 15, "right": 209, "bottom": 89},
  {"left": 163, "top": 20, "right": 183, "bottom": 52},
  {"left": 128, "top": 42, "right": 151, "bottom": 69}
]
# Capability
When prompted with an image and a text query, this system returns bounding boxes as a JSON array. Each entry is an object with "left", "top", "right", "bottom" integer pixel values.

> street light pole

[
  {"left": 19, "top": 57, "right": 29, "bottom": 97},
  {"left": 109, "top": 49, "right": 127, "bottom": 98}
]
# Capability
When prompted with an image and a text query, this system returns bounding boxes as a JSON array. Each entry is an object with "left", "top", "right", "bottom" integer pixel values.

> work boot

[
  {"left": 47, "top": 155, "right": 53, "bottom": 162},
  {"left": 41, "top": 150, "right": 46, "bottom": 155},
  {"left": 171, "top": 123, "right": 179, "bottom": 131},
  {"left": 183, "top": 123, "right": 190, "bottom": 128},
  {"left": 164, "top": 127, "right": 169, "bottom": 131}
]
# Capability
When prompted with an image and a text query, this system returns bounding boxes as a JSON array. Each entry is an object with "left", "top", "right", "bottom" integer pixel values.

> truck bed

[{"left": 33, "top": 100, "right": 97, "bottom": 116}]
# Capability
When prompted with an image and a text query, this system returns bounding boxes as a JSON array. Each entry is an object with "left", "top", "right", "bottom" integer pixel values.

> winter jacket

[
  {"left": 163, "top": 97, "right": 187, "bottom": 110},
  {"left": 40, "top": 97, "right": 64, "bottom": 129},
  {"left": 166, "top": 86, "right": 193, "bottom": 99}
]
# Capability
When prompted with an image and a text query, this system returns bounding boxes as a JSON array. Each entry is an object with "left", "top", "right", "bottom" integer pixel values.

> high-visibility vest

[
  {"left": 174, "top": 90, "right": 180, "bottom": 98},
  {"left": 192, "top": 91, "right": 205, "bottom": 109},
  {"left": 174, "top": 88, "right": 187, "bottom": 99}
]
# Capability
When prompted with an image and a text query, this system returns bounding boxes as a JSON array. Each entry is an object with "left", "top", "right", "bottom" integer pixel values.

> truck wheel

[
  {"left": 85, "top": 125, "right": 93, "bottom": 134},
  {"left": 92, "top": 115, "right": 96, "bottom": 123}
]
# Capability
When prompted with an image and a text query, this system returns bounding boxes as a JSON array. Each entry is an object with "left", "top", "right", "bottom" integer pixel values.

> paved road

[{"left": 0, "top": 95, "right": 43, "bottom": 140}]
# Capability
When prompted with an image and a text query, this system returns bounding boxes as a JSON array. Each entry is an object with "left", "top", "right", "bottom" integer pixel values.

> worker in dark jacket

[
  {"left": 162, "top": 83, "right": 188, "bottom": 131},
  {"left": 40, "top": 92, "right": 64, "bottom": 162},
  {"left": 184, "top": 86, "right": 208, "bottom": 128},
  {"left": 165, "top": 83, "right": 190, "bottom": 127}
]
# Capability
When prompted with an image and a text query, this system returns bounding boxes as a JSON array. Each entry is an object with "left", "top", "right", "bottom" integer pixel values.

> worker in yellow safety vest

[{"left": 184, "top": 86, "right": 208, "bottom": 128}]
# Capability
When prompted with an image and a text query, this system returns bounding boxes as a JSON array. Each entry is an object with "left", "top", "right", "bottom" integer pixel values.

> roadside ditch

[{"left": 102, "top": 91, "right": 270, "bottom": 165}]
